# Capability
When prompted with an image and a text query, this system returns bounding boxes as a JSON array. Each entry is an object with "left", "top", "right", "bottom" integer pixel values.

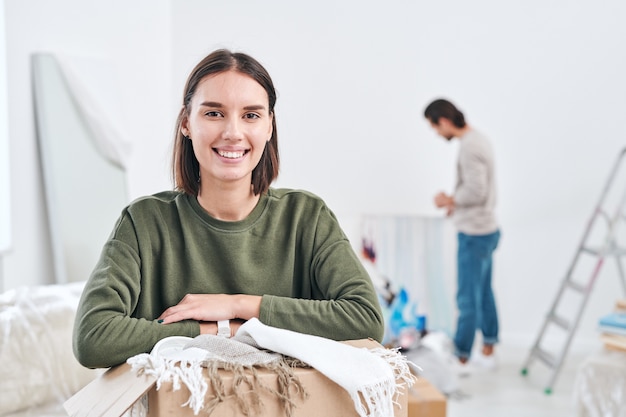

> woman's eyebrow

[
  {"left": 243, "top": 104, "right": 267, "bottom": 111},
  {"left": 199, "top": 101, "right": 222, "bottom": 108},
  {"left": 199, "top": 102, "right": 266, "bottom": 111}
]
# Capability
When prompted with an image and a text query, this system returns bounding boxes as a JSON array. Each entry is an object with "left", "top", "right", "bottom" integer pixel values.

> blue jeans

[{"left": 454, "top": 230, "right": 501, "bottom": 360}]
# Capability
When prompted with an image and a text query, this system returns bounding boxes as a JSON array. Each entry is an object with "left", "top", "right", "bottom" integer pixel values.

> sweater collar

[{"left": 185, "top": 191, "right": 271, "bottom": 231}]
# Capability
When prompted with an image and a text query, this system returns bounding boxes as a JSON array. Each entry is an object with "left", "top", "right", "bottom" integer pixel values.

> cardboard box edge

[{"left": 64, "top": 363, "right": 156, "bottom": 417}]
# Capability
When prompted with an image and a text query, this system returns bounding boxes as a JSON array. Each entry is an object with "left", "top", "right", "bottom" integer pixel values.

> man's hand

[{"left": 434, "top": 192, "right": 455, "bottom": 216}]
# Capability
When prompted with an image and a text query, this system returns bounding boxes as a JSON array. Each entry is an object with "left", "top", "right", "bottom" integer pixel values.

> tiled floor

[{"left": 443, "top": 341, "right": 591, "bottom": 417}]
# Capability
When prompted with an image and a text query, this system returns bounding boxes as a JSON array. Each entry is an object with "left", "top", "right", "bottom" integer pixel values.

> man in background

[{"left": 424, "top": 98, "right": 501, "bottom": 371}]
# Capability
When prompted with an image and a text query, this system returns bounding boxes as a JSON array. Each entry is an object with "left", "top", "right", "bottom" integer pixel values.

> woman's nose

[{"left": 222, "top": 117, "right": 244, "bottom": 141}]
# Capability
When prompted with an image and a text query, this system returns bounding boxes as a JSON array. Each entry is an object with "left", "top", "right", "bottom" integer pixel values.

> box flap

[
  {"left": 64, "top": 363, "right": 156, "bottom": 417},
  {"left": 341, "top": 338, "right": 382, "bottom": 349}
]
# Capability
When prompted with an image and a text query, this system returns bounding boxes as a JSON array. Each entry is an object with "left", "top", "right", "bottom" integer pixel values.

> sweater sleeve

[
  {"left": 72, "top": 212, "right": 198, "bottom": 369},
  {"left": 454, "top": 142, "right": 490, "bottom": 207},
  {"left": 258, "top": 206, "right": 384, "bottom": 342}
]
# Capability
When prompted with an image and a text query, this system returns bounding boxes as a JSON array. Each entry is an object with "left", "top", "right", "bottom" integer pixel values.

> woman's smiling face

[{"left": 182, "top": 70, "right": 273, "bottom": 189}]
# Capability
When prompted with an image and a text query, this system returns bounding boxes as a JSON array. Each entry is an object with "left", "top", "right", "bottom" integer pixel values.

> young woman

[{"left": 73, "top": 49, "right": 384, "bottom": 368}]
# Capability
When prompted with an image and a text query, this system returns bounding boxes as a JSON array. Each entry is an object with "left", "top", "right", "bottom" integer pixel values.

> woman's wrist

[
  {"left": 199, "top": 321, "right": 217, "bottom": 335},
  {"left": 234, "top": 294, "right": 262, "bottom": 320}
]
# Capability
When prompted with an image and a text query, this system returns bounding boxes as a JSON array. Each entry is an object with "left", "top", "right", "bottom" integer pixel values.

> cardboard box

[
  {"left": 407, "top": 377, "right": 446, "bottom": 417},
  {"left": 65, "top": 339, "right": 409, "bottom": 417}
]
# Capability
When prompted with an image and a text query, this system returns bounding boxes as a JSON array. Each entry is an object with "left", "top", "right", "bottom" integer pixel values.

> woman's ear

[
  {"left": 181, "top": 117, "right": 190, "bottom": 138},
  {"left": 267, "top": 112, "right": 274, "bottom": 141}
]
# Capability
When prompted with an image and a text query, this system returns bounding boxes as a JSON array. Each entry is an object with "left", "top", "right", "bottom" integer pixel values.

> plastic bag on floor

[
  {"left": 405, "top": 331, "right": 460, "bottom": 396},
  {"left": 574, "top": 348, "right": 626, "bottom": 417}
]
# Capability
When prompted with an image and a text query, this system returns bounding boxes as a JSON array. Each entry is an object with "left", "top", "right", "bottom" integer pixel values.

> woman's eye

[
  {"left": 205, "top": 111, "right": 222, "bottom": 117},
  {"left": 244, "top": 113, "right": 260, "bottom": 120}
]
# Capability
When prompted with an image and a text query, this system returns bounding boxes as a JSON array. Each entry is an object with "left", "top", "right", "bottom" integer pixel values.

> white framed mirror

[{"left": 32, "top": 53, "right": 129, "bottom": 284}]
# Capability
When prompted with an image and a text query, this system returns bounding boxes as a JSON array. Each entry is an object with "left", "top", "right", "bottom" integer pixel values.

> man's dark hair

[{"left": 424, "top": 98, "right": 466, "bottom": 128}]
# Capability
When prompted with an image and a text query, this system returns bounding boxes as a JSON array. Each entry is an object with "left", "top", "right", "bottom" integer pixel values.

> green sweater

[{"left": 73, "top": 188, "right": 384, "bottom": 368}]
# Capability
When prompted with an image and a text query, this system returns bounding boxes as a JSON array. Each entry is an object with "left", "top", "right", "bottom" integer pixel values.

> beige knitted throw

[{"left": 127, "top": 318, "right": 415, "bottom": 417}]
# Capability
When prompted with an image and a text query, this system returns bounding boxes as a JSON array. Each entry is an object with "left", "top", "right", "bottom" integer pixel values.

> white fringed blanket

[{"left": 127, "top": 318, "right": 415, "bottom": 417}]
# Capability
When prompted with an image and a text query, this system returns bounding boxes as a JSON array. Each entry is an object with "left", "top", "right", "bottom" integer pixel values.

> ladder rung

[
  {"left": 566, "top": 280, "right": 587, "bottom": 293},
  {"left": 581, "top": 245, "right": 626, "bottom": 257},
  {"left": 533, "top": 347, "right": 556, "bottom": 368},
  {"left": 581, "top": 246, "right": 599, "bottom": 255},
  {"left": 549, "top": 313, "right": 570, "bottom": 330}
]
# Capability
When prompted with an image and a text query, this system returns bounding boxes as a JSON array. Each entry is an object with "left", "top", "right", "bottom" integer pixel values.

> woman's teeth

[{"left": 218, "top": 150, "right": 244, "bottom": 159}]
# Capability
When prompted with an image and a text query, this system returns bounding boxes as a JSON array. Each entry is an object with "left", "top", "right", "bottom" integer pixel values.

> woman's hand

[{"left": 157, "top": 293, "right": 262, "bottom": 325}]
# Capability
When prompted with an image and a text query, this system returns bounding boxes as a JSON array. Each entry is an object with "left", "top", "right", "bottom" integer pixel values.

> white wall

[
  {"left": 3, "top": 0, "right": 172, "bottom": 289},
  {"left": 0, "top": 1, "right": 10, "bottom": 281},
  {"left": 4, "top": 0, "right": 626, "bottom": 348}
]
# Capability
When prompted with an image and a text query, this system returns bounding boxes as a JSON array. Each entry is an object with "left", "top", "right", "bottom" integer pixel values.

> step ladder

[{"left": 520, "top": 147, "right": 626, "bottom": 395}]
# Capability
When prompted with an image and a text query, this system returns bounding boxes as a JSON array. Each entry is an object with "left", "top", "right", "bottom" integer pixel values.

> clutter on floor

[{"left": 573, "top": 298, "right": 626, "bottom": 417}]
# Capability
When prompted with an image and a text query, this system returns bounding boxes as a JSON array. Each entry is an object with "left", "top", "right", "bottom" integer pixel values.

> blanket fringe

[
  {"left": 129, "top": 354, "right": 307, "bottom": 417},
  {"left": 353, "top": 379, "right": 396, "bottom": 417},
  {"left": 357, "top": 347, "right": 417, "bottom": 417}
]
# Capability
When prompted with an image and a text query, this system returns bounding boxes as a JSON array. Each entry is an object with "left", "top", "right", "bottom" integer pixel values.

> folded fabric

[
  {"left": 236, "top": 318, "right": 413, "bottom": 417},
  {"left": 599, "top": 312, "right": 626, "bottom": 329},
  {"left": 127, "top": 318, "right": 415, "bottom": 417}
]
